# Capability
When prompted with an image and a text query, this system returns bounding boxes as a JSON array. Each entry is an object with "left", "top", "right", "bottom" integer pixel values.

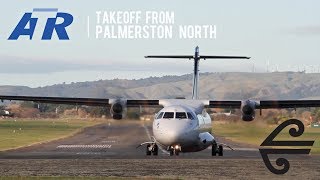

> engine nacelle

[
  {"left": 241, "top": 100, "right": 259, "bottom": 121},
  {"left": 110, "top": 99, "right": 127, "bottom": 120}
]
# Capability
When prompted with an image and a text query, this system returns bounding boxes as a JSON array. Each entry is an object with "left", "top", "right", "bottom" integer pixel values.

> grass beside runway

[
  {"left": 213, "top": 121, "right": 320, "bottom": 154},
  {"left": 0, "top": 118, "right": 104, "bottom": 151}
]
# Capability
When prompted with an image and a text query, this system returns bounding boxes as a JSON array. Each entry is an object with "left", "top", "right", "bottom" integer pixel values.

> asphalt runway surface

[{"left": 0, "top": 120, "right": 319, "bottom": 179}]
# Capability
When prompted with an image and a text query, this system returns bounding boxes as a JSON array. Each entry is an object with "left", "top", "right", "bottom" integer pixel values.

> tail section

[
  {"left": 145, "top": 46, "right": 250, "bottom": 99},
  {"left": 192, "top": 46, "right": 200, "bottom": 99}
]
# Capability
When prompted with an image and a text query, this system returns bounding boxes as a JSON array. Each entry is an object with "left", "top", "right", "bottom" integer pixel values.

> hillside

[{"left": 1, "top": 72, "right": 320, "bottom": 100}]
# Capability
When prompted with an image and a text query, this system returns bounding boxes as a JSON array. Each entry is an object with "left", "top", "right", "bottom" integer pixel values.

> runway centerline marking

[
  {"left": 107, "top": 136, "right": 119, "bottom": 139},
  {"left": 101, "top": 140, "right": 116, "bottom": 143},
  {"left": 76, "top": 152, "right": 101, "bottom": 155}
]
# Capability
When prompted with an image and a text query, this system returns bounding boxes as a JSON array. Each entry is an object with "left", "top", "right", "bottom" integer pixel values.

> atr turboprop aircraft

[{"left": 1, "top": 46, "right": 320, "bottom": 156}]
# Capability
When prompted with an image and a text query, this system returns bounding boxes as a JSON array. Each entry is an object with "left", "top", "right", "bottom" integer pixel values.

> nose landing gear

[
  {"left": 169, "top": 145, "right": 181, "bottom": 156},
  {"left": 169, "top": 149, "right": 180, "bottom": 156},
  {"left": 212, "top": 142, "right": 223, "bottom": 156}
]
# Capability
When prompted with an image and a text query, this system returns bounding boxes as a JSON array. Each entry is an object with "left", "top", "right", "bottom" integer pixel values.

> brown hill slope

[{"left": 1, "top": 72, "right": 320, "bottom": 100}]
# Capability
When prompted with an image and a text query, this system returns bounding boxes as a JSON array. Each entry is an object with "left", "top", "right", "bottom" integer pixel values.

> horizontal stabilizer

[
  {"left": 145, "top": 55, "right": 250, "bottom": 59},
  {"left": 200, "top": 56, "right": 250, "bottom": 59},
  {"left": 145, "top": 55, "right": 193, "bottom": 59}
]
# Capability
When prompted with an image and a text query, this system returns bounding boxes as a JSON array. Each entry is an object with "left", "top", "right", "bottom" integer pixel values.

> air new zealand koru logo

[{"left": 259, "top": 119, "right": 314, "bottom": 175}]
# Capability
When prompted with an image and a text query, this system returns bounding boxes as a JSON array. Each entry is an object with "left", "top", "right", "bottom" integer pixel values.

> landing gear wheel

[
  {"left": 169, "top": 149, "right": 180, "bottom": 156},
  {"left": 174, "top": 149, "right": 179, "bottom": 156},
  {"left": 170, "top": 150, "right": 174, "bottom": 156},
  {"left": 212, "top": 143, "right": 217, "bottom": 156},
  {"left": 218, "top": 145, "right": 223, "bottom": 156},
  {"left": 152, "top": 144, "right": 158, "bottom": 156},
  {"left": 146, "top": 144, "right": 151, "bottom": 156}
]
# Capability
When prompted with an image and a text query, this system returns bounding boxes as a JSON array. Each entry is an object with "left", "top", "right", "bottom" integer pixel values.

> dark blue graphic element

[
  {"left": 8, "top": 9, "right": 73, "bottom": 40},
  {"left": 259, "top": 119, "right": 314, "bottom": 175},
  {"left": 42, "top": 13, "right": 73, "bottom": 40},
  {"left": 8, "top": 13, "right": 37, "bottom": 40}
]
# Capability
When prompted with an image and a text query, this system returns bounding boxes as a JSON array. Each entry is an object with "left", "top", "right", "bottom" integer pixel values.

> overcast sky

[{"left": 0, "top": 0, "right": 320, "bottom": 87}]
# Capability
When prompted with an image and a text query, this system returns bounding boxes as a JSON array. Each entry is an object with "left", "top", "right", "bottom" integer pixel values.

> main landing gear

[
  {"left": 146, "top": 143, "right": 158, "bottom": 156},
  {"left": 212, "top": 142, "right": 223, "bottom": 156}
]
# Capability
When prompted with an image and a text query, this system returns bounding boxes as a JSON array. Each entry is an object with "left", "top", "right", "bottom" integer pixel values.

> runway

[
  {"left": 0, "top": 120, "right": 319, "bottom": 179},
  {"left": 0, "top": 120, "right": 261, "bottom": 159}
]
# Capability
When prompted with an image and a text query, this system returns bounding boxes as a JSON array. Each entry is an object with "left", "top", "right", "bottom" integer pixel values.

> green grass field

[
  {"left": 213, "top": 121, "right": 320, "bottom": 154},
  {"left": 0, "top": 118, "right": 103, "bottom": 151}
]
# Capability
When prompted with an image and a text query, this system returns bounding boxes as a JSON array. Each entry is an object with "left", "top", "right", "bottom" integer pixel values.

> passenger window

[
  {"left": 156, "top": 112, "right": 164, "bottom": 119},
  {"left": 163, "top": 112, "right": 174, "bottom": 119},
  {"left": 187, "top": 112, "right": 195, "bottom": 120},
  {"left": 176, "top": 112, "right": 187, "bottom": 119}
]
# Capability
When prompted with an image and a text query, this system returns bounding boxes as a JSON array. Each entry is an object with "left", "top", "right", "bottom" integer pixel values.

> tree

[
  {"left": 312, "top": 108, "right": 320, "bottom": 122},
  {"left": 86, "top": 107, "right": 109, "bottom": 118}
]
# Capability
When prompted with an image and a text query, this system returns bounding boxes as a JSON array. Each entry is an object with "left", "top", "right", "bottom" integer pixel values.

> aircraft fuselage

[{"left": 152, "top": 104, "right": 214, "bottom": 153}]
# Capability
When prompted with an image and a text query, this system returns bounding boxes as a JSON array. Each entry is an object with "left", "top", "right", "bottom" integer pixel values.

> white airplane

[{"left": 1, "top": 46, "right": 320, "bottom": 156}]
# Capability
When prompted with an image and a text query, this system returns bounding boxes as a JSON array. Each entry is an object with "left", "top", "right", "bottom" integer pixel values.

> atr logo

[{"left": 8, "top": 8, "right": 73, "bottom": 40}]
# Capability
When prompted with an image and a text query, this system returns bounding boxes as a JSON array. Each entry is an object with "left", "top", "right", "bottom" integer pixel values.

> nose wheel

[
  {"left": 169, "top": 149, "right": 180, "bottom": 156},
  {"left": 146, "top": 144, "right": 158, "bottom": 156},
  {"left": 212, "top": 143, "right": 223, "bottom": 156},
  {"left": 169, "top": 145, "right": 181, "bottom": 156}
]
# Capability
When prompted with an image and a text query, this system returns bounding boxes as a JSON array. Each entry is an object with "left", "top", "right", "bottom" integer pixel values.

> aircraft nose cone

[
  {"left": 166, "top": 130, "right": 181, "bottom": 142},
  {"left": 158, "top": 129, "right": 182, "bottom": 145},
  {"left": 155, "top": 121, "right": 191, "bottom": 145}
]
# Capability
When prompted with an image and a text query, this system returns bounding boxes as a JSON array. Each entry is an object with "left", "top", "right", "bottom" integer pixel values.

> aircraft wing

[
  {"left": 0, "top": 95, "right": 162, "bottom": 107},
  {"left": 207, "top": 101, "right": 241, "bottom": 108},
  {"left": 2, "top": 95, "right": 320, "bottom": 109},
  {"left": 0, "top": 95, "right": 110, "bottom": 106},
  {"left": 207, "top": 100, "right": 320, "bottom": 109},
  {"left": 259, "top": 100, "right": 320, "bottom": 109},
  {"left": 126, "top": 100, "right": 160, "bottom": 107}
]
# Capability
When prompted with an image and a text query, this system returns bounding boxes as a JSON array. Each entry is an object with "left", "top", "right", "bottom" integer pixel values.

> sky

[{"left": 0, "top": 0, "right": 320, "bottom": 87}]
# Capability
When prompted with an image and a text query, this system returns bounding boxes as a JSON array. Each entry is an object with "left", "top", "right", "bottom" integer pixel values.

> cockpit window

[
  {"left": 176, "top": 112, "right": 187, "bottom": 119},
  {"left": 163, "top": 112, "right": 174, "bottom": 119},
  {"left": 187, "top": 112, "right": 195, "bottom": 120},
  {"left": 156, "top": 112, "right": 164, "bottom": 119}
]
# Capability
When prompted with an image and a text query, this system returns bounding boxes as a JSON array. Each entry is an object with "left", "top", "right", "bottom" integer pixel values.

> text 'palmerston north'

[{"left": 94, "top": 11, "right": 216, "bottom": 39}]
